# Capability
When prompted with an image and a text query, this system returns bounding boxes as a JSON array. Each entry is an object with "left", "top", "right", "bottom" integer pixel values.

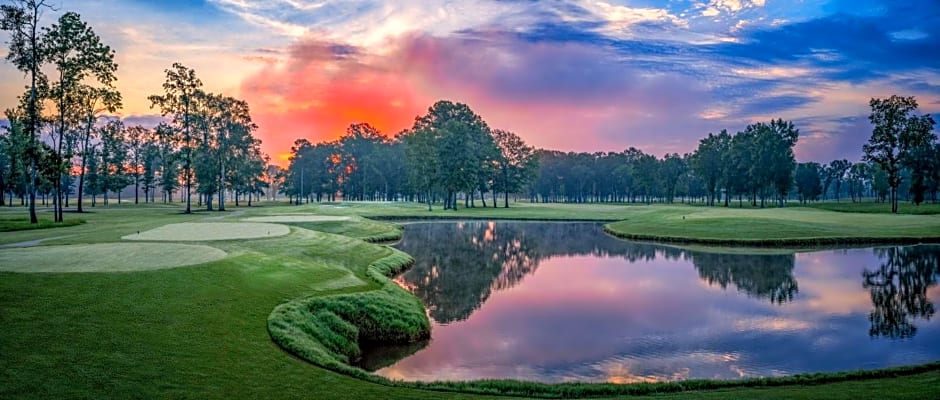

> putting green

[
  {"left": 123, "top": 222, "right": 290, "bottom": 241},
  {"left": 242, "top": 215, "right": 352, "bottom": 223},
  {"left": 0, "top": 243, "right": 227, "bottom": 273}
]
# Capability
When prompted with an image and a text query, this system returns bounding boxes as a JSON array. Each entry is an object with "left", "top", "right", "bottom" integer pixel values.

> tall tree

[
  {"left": 218, "top": 96, "right": 258, "bottom": 210},
  {"left": 140, "top": 134, "right": 159, "bottom": 203},
  {"left": 338, "top": 122, "right": 385, "bottom": 201},
  {"left": 659, "top": 153, "right": 687, "bottom": 204},
  {"left": 795, "top": 162, "right": 823, "bottom": 204},
  {"left": 83, "top": 143, "right": 102, "bottom": 206},
  {"left": 401, "top": 128, "right": 440, "bottom": 211},
  {"left": 97, "top": 119, "right": 127, "bottom": 204},
  {"left": 1, "top": 109, "right": 30, "bottom": 207},
  {"left": 0, "top": 120, "right": 10, "bottom": 206},
  {"left": 766, "top": 119, "right": 799, "bottom": 207},
  {"left": 75, "top": 84, "right": 121, "bottom": 212},
  {"left": 1, "top": 0, "right": 52, "bottom": 223},
  {"left": 149, "top": 63, "right": 202, "bottom": 214},
  {"left": 42, "top": 11, "right": 116, "bottom": 221},
  {"left": 826, "top": 159, "right": 851, "bottom": 202},
  {"left": 863, "top": 95, "right": 936, "bottom": 213},
  {"left": 492, "top": 129, "right": 537, "bottom": 208},
  {"left": 691, "top": 130, "right": 731, "bottom": 206},
  {"left": 904, "top": 143, "right": 939, "bottom": 205},
  {"left": 153, "top": 122, "right": 179, "bottom": 204},
  {"left": 125, "top": 125, "right": 146, "bottom": 204},
  {"left": 412, "top": 100, "right": 494, "bottom": 210}
]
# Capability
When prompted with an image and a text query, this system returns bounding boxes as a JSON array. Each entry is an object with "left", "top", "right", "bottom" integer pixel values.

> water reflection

[
  {"left": 864, "top": 246, "right": 940, "bottom": 339},
  {"left": 691, "top": 253, "right": 798, "bottom": 304},
  {"left": 395, "top": 222, "right": 796, "bottom": 323},
  {"left": 365, "top": 222, "right": 940, "bottom": 383}
]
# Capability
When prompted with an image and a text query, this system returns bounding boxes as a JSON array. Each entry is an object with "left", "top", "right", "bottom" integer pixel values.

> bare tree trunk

[{"left": 218, "top": 159, "right": 226, "bottom": 211}]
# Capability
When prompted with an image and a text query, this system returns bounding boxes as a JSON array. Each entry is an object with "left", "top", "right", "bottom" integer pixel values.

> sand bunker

[
  {"left": 123, "top": 222, "right": 290, "bottom": 241},
  {"left": 0, "top": 243, "right": 227, "bottom": 273},
  {"left": 242, "top": 215, "right": 351, "bottom": 223}
]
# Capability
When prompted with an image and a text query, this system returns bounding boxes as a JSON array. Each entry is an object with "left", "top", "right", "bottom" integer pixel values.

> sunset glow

[{"left": 2, "top": 1, "right": 938, "bottom": 166}]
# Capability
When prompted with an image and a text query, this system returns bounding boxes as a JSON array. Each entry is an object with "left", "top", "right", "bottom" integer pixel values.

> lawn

[
  {"left": 604, "top": 206, "right": 940, "bottom": 246},
  {"left": 0, "top": 242, "right": 227, "bottom": 272},
  {"left": 805, "top": 201, "right": 940, "bottom": 215},
  {"left": 1, "top": 203, "right": 938, "bottom": 399},
  {"left": 0, "top": 215, "right": 85, "bottom": 232},
  {"left": 123, "top": 222, "right": 291, "bottom": 241}
]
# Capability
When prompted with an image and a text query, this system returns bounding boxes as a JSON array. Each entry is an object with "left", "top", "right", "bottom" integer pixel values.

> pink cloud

[{"left": 241, "top": 32, "right": 724, "bottom": 164}]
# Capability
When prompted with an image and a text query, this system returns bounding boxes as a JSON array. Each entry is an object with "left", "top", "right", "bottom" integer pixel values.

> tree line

[
  {"left": 0, "top": 1, "right": 269, "bottom": 223},
  {"left": 283, "top": 100, "right": 538, "bottom": 210},
  {"left": 283, "top": 96, "right": 936, "bottom": 213}
]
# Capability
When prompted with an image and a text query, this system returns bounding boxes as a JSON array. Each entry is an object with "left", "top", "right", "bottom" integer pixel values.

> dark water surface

[{"left": 360, "top": 222, "right": 940, "bottom": 383}]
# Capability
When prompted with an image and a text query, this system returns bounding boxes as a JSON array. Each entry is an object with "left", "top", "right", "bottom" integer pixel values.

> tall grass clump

[{"left": 267, "top": 247, "right": 429, "bottom": 371}]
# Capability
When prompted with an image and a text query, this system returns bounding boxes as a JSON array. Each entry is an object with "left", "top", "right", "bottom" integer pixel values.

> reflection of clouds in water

[
  {"left": 375, "top": 223, "right": 940, "bottom": 383},
  {"left": 792, "top": 250, "right": 877, "bottom": 315},
  {"left": 733, "top": 317, "right": 812, "bottom": 333}
]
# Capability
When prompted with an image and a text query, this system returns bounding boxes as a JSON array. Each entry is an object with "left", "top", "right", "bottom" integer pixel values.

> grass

[
  {"left": 243, "top": 215, "right": 353, "bottom": 222},
  {"left": 252, "top": 201, "right": 628, "bottom": 221},
  {"left": 268, "top": 247, "right": 430, "bottom": 370},
  {"left": 805, "top": 201, "right": 940, "bottom": 215},
  {"left": 0, "top": 242, "right": 227, "bottom": 273},
  {"left": 264, "top": 216, "right": 405, "bottom": 242},
  {"left": 0, "top": 216, "right": 85, "bottom": 232},
  {"left": 123, "top": 222, "right": 291, "bottom": 241},
  {"left": 604, "top": 206, "right": 940, "bottom": 246},
  {"left": 1, "top": 203, "right": 939, "bottom": 399}
]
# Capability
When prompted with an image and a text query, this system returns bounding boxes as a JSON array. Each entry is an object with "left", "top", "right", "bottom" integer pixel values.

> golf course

[{"left": 2, "top": 201, "right": 939, "bottom": 399}]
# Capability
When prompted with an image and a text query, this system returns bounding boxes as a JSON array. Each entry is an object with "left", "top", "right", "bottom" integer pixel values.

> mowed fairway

[
  {"left": 605, "top": 206, "right": 940, "bottom": 245},
  {"left": 0, "top": 243, "right": 227, "bottom": 273},
  {"left": 242, "top": 215, "right": 352, "bottom": 222},
  {"left": 123, "top": 222, "right": 290, "bottom": 241},
  {"left": 0, "top": 203, "right": 938, "bottom": 399}
]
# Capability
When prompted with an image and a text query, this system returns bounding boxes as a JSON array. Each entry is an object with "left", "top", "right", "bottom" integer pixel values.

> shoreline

[{"left": 266, "top": 217, "right": 940, "bottom": 398}]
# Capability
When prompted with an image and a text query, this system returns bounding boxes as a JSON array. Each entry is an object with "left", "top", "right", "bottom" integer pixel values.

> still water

[{"left": 360, "top": 222, "right": 940, "bottom": 383}]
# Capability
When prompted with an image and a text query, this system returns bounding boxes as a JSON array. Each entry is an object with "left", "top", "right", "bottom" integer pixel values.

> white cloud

[
  {"left": 581, "top": 1, "right": 689, "bottom": 30},
  {"left": 701, "top": 0, "right": 767, "bottom": 16}
]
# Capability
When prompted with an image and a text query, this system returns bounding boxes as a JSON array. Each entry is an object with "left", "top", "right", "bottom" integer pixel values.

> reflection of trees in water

[
  {"left": 864, "top": 245, "right": 940, "bottom": 339},
  {"left": 396, "top": 222, "right": 805, "bottom": 323},
  {"left": 690, "top": 253, "right": 798, "bottom": 304},
  {"left": 395, "top": 222, "right": 681, "bottom": 323},
  {"left": 394, "top": 222, "right": 540, "bottom": 323}
]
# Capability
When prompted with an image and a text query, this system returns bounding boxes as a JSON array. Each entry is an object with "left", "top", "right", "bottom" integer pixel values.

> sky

[{"left": 1, "top": 0, "right": 938, "bottom": 165}]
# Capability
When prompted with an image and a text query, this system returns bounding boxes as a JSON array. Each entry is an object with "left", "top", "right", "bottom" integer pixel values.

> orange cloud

[
  {"left": 240, "top": 39, "right": 431, "bottom": 165},
  {"left": 240, "top": 32, "right": 718, "bottom": 166}
]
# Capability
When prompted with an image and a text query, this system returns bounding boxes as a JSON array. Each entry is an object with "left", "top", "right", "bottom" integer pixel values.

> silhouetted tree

[{"left": 864, "top": 95, "right": 936, "bottom": 213}]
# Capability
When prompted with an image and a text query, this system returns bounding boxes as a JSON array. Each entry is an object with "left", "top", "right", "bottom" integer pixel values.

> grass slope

[
  {"left": 263, "top": 216, "right": 405, "bottom": 242},
  {"left": 268, "top": 247, "right": 429, "bottom": 373}
]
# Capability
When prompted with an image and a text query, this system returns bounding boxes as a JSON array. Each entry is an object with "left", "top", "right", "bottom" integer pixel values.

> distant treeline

[{"left": 282, "top": 97, "right": 938, "bottom": 212}]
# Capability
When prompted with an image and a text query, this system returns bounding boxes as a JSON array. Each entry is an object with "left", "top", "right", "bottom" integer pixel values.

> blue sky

[{"left": 1, "top": 0, "right": 937, "bottom": 163}]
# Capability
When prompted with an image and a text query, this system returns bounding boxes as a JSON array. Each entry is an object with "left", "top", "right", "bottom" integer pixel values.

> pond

[{"left": 359, "top": 221, "right": 940, "bottom": 383}]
